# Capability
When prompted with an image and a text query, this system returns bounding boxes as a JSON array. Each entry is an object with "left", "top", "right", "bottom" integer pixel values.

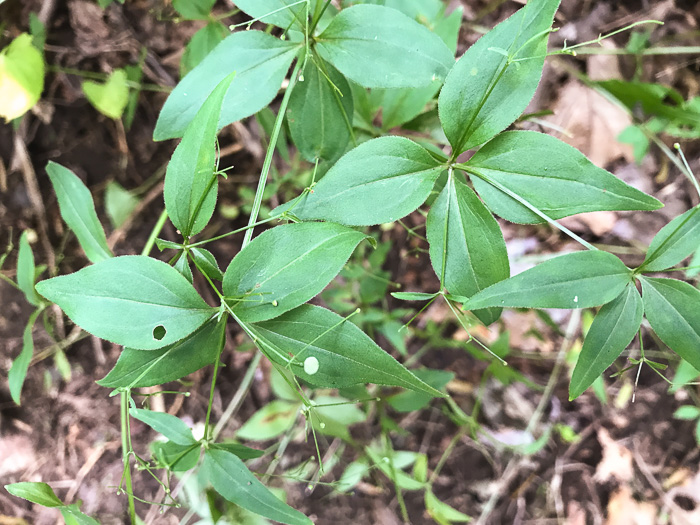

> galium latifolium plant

[{"left": 6, "top": 0, "right": 700, "bottom": 522}]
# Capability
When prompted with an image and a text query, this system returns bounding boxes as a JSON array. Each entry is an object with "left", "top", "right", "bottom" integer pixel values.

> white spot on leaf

[{"left": 304, "top": 356, "right": 319, "bottom": 375}]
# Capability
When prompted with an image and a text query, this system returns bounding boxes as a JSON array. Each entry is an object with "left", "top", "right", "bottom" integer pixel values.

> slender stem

[
  {"left": 187, "top": 215, "right": 279, "bottom": 248},
  {"left": 243, "top": 59, "right": 303, "bottom": 248},
  {"left": 204, "top": 343, "right": 225, "bottom": 441},
  {"left": 142, "top": 210, "right": 169, "bottom": 256},
  {"left": 120, "top": 391, "right": 137, "bottom": 523},
  {"left": 565, "top": 45, "right": 700, "bottom": 56}
]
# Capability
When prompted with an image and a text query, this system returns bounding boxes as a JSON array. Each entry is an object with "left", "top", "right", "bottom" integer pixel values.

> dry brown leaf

[
  {"left": 559, "top": 211, "right": 618, "bottom": 236},
  {"left": 606, "top": 485, "right": 657, "bottom": 525},
  {"left": 594, "top": 428, "right": 634, "bottom": 484},
  {"left": 565, "top": 500, "right": 587, "bottom": 525}
]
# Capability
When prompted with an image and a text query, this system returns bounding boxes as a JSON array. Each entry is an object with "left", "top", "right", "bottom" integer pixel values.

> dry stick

[{"left": 476, "top": 311, "right": 581, "bottom": 525}]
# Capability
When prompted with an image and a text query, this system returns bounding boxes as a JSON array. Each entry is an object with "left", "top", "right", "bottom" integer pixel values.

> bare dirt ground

[{"left": 1, "top": 1, "right": 699, "bottom": 523}]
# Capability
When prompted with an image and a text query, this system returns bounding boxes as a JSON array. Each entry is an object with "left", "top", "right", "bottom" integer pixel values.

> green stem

[
  {"left": 242, "top": 59, "right": 303, "bottom": 248},
  {"left": 204, "top": 342, "right": 225, "bottom": 441},
  {"left": 120, "top": 391, "right": 137, "bottom": 523},
  {"left": 142, "top": 210, "right": 169, "bottom": 256},
  {"left": 187, "top": 215, "right": 280, "bottom": 248}
]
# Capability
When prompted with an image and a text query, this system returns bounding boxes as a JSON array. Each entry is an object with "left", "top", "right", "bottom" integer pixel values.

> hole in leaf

[
  {"left": 674, "top": 494, "right": 696, "bottom": 511},
  {"left": 153, "top": 325, "right": 167, "bottom": 340}
]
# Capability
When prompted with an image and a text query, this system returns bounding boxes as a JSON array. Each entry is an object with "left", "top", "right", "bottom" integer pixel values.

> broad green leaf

[
  {"left": 233, "top": 0, "right": 312, "bottom": 29},
  {"left": 391, "top": 292, "right": 438, "bottom": 301},
  {"left": 46, "top": 162, "right": 113, "bottom": 263},
  {"left": 641, "top": 278, "right": 700, "bottom": 371},
  {"left": 154, "top": 31, "right": 300, "bottom": 140},
  {"left": 275, "top": 137, "right": 444, "bottom": 225},
  {"left": 5, "top": 482, "right": 64, "bottom": 508},
  {"left": 98, "top": 319, "right": 225, "bottom": 388},
  {"left": 210, "top": 442, "right": 264, "bottom": 460},
  {"left": 203, "top": 448, "right": 313, "bottom": 525},
  {"left": 438, "top": 0, "right": 560, "bottom": 153},
  {"left": 82, "top": 69, "right": 129, "bottom": 120},
  {"left": 467, "top": 131, "right": 662, "bottom": 223},
  {"left": 130, "top": 407, "right": 197, "bottom": 445},
  {"left": 17, "top": 231, "right": 40, "bottom": 306},
  {"left": 569, "top": 284, "right": 643, "bottom": 400},
  {"left": 287, "top": 59, "right": 353, "bottom": 162},
  {"left": 237, "top": 400, "right": 299, "bottom": 441},
  {"left": 152, "top": 440, "right": 200, "bottom": 472},
  {"left": 425, "top": 490, "right": 471, "bottom": 524},
  {"left": 8, "top": 309, "right": 41, "bottom": 405},
  {"left": 247, "top": 304, "right": 444, "bottom": 396},
  {"left": 427, "top": 175, "right": 509, "bottom": 325},
  {"left": 104, "top": 181, "right": 139, "bottom": 229},
  {"left": 164, "top": 74, "right": 234, "bottom": 238},
  {"left": 315, "top": 5, "right": 453, "bottom": 89},
  {"left": 181, "top": 22, "right": 228, "bottom": 77},
  {"left": 173, "top": 0, "right": 215, "bottom": 20},
  {"left": 35, "top": 256, "right": 215, "bottom": 350},
  {"left": 640, "top": 206, "right": 700, "bottom": 272},
  {"left": 0, "top": 33, "right": 44, "bottom": 122},
  {"left": 223, "top": 222, "right": 367, "bottom": 322},
  {"left": 190, "top": 247, "right": 224, "bottom": 281},
  {"left": 463, "top": 250, "right": 632, "bottom": 311},
  {"left": 674, "top": 405, "right": 700, "bottom": 421},
  {"left": 311, "top": 395, "right": 366, "bottom": 440},
  {"left": 384, "top": 0, "right": 444, "bottom": 21},
  {"left": 61, "top": 505, "right": 100, "bottom": 525}
]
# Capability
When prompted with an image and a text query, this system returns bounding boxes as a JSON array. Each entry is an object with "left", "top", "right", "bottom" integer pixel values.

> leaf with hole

[
  {"left": 641, "top": 277, "right": 700, "bottom": 371},
  {"left": 246, "top": 304, "right": 444, "bottom": 396},
  {"left": 275, "top": 136, "right": 444, "bottom": 225},
  {"left": 98, "top": 318, "right": 225, "bottom": 388},
  {"left": 165, "top": 73, "right": 234, "bottom": 238},
  {"left": 640, "top": 205, "right": 700, "bottom": 272},
  {"left": 223, "top": 222, "right": 367, "bottom": 322},
  {"left": 35, "top": 255, "right": 215, "bottom": 350},
  {"left": 154, "top": 31, "right": 300, "bottom": 140},
  {"left": 287, "top": 59, "right": 353, "bottom": 162},
  {"left": 203, "top": 448, "right": 313, "bottom": 525},
  {"left": 315, "top": 4, "right": 453, "bottom": 89},
  {"left": 466, "top": 131, "right": 662, "bottom": 223},
  {"left": 46, "top": 162, "right": 113, "bottom": 263},
  {"left": 130, "top": 407, "right": 197, "bottom": 445},
  {"left": 569, "top": 283, "right": 643, "bottom": 400},
  {"left": 438, "top": 0, "right": 560, "bottom": 153},
  {"left": 427, "top": 175, "right": 509, "bottom": 325},
  {"left": 463, "top": 250, "right": 632, "bottom": 311}
]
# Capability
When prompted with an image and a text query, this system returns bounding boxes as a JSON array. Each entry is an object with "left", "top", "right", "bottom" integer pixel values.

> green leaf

[
  {"left": 191, "top": 247, "right": 224, "bottom": 281},
  {"left": 130, "top": 407, "right": 197, "bottom": 445},
  {"left": 391, "top": 292, "right": 438, "bottom": 301},
  {"left": 674, "top": 405, "right": 700, "bottom": 421},
  {"left": 569, "top": 284, "right": 643, "bottom": 400},
  {"left": 287, "top": 59, "right": 353, "bottom": 162},
  {"left": 98, "top": 318, "right": 225, "bottom": 388},
  {"left": 233, "top": 0, "right": 311, "bottom": 29},
  {"left": 640, "top": 206, "right": 700, "bottom": 272},
  {"left": 463, "top": 250, "right": 632, "bottom": 311},
  {"left": 641, "top": 278, "right": 700, "bottom": 371},
  {"left": 438, "top": 0, "right": 560, "bottom": 153},
  {"left": 237, "top": 400, "right": 299, "bottom": 441},
  {"left": 173, "top": 0, "right": 215, "bottom": 20},
  {"left": 247, "top": 304, "right": 444, "bottom": 396},
  {"left": 387, "top": 368, "right": 453, "bottom": 412},
  {"left": 60, "top": 505, "right": 100, "bottom": 525},
  {"left": 427, "top": 175, "right": 509, "bottom": 325},
  {"left": 82, "top": 69, "right": 129, "bottom": 120},
  {"left": 46, "top": 162, "right": 113, "bottom": 263},
  {"left": 174, "top": 252, "right": 193, "bottom": 283},
  {"left": 181, "top": 22, "right": 228, "bottom": 77},
  {"left": 165, "top": 74, "right": 234, "bottom": 238},
  {"left": 17, "top": 231, "right": 40, "bottom": 306},
  {"left": 223, "top": 222, "right": 367, "bottom": 322},
  {"left": 5, "top": 482, "right": 64, "bottom": 508},
  {"left": 0, "top": 33, "right": 45, "bottom": 122},
  {"left": 203, "top": 448, "right": 312, "bottom": 525},
  {"left": 425, "top": 490, "right": 471, "bottom": 524},
  {"left": 315, "top": 5, "right": 453, "bottom": 89},
  {"left": 311, "top": 395, "right": 366, "bottom": 440},
  {"left": 104, "top": 181, "right": 139, "bottom": 229},
  {"left": 8, "top": 309, "right": 41, "bottom": 405},
  {"left": 275, "top": 137, "right": 444, "bottom": 225},
  {"left": 154, "top": 31, "right": 299, "bottom": 140},
  {"left": 467, "top": 131, "right": 662, "bottom": 223},
  {"left": 152, "top": 440, "right": 200, "bottom": 472},
  {"left": 210, "top": 442, "right": 264, "bottom": 460},
  {"left": 35, "top": 255, "right": 215, "bottom": 350}
]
